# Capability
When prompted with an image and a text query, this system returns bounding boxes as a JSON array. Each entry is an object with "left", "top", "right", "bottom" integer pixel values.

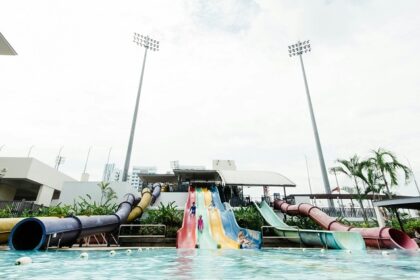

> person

[
  {"left": 197, "top": 215, "right": 204, "bottom": 233},
  {"left": 237, "top": 230, "right": 252, "bottom": 249},
  {"left": 208, "top": 199, "right": 216, "bottom": 211},
  {"left": 190, "top": 202, "right": 196, "bottom": 216},
  {"left": 414, "top": 228, "right": 420, "bottom": 244}
]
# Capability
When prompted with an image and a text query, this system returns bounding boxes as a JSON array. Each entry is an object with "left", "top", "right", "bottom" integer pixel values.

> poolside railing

[{"left": 0, "top": 200, "right": 46, "bottom": 217}]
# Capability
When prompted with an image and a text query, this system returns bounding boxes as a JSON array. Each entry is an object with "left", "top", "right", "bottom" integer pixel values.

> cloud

[
  {"left": 189, "top": 0, "right": 260, "bottom": 33},
  {"left": 0, "top": 0, "right": 419, "bottom": 197}
]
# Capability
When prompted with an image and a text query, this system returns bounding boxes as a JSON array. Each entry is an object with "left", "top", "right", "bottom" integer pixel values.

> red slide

[
  {"left": 176, "top": 187, "right": 197, "bottom": 249},
  {"left": 274, "top": 200, "right": 418, "bottom": 250}
]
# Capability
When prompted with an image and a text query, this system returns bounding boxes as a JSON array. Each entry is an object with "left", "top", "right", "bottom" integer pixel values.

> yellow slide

[
  {"left": 0, "top": 218, "right": 23, "bottom": 244},
  {"left": 203, "top": 189, "right": 239, "bottom": 249},
  {"left": 1, "top": 217, "right": 62, "bottom": 244},
  {"left": 127, "top": 188, "right": 152, "bottom": 222}
]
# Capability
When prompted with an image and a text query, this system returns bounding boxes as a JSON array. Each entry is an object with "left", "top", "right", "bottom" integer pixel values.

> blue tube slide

[
  {"left": 210, "top": 187, "right": 262, "bottom": 249},
  {"left": 9, "top": 193, "right": 137, "bottom": 250},
  {"left": 151, "top": 183, "right": 161, "bottom": 205}
]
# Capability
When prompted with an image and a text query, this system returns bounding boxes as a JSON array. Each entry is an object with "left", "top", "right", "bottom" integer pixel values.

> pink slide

[
  {"left": 176, "top": 187, "right": 197, "bottom": 249},
  {"left": 274, "top": 200, "right": 419, "bottom": 250}
]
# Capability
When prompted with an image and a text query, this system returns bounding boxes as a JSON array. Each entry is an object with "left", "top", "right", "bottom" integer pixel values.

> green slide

[
  {"left": 196, "top": 188, "right": 218, "bottom": 249},
  {"left": 255, "top": 201, "right": 365, "bottom": 250}
]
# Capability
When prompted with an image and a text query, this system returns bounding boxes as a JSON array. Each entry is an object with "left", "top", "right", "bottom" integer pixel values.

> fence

[
  {"left": 0, "top": 200, "right": 46, "bottom": 217},
  {"left": 319, "top": 207, "right": 376, "bottom": 219}
]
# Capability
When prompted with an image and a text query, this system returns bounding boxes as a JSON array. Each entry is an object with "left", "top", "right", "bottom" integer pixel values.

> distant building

[
  {"left": 170, "top": 160, "right": 205, "bottom": 170},
  {"left": 129, "top": 166, "right": 157, "bottom": 189},
  {"left": 212, "top": 160, "right": 237, "bottom": 170}
]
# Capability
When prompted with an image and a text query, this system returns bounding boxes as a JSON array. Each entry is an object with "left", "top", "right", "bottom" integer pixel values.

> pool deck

[{"left": 0, "top": 235, "right": 318, "bottom": 251}]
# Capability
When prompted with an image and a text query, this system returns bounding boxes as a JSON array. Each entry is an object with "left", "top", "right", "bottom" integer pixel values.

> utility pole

[
  {"left": 288, "top": 40, "right": 333, "bottom": 208},
  {"left": 122, "top": 33, "right": 159, "bottom": 182},
  {"left": 406, "top": 158, "right": 420, "bottom": 196},
  {"left": 55, "top": 146, "right": 65, "bottom": 170},
  {"left": 27, "top": 145, "right": 34, "bottom": 157},
  {"left": 305, "top": 155, "right": 316, "bottom": 206}
]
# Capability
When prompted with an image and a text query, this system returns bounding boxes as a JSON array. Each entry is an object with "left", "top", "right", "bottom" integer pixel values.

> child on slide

[
  {"left": 197, "top": 215, "right": 204, "bottom": 233},
  {"left": 190, "top": 202, "right": 196, "bottom": 216}
]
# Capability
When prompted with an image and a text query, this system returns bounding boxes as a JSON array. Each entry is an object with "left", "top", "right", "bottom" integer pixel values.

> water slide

[
  {"left": 176, "top": 187, "right": 197, "bottom": 249},
  {"left": 203, "top": 188, "right": 239, "bottom": 249},
  {"left": 151, "top": 183, "right": 161, "bottom": 205},
  {"left": 210, "top": 187, "right": 262, "bottom": 249},
  {"left": 195, "top": 188, "right": 218, "bottom": 249},
  {"left": 127, "top": 188, "right": 152, "bottom": 222},
  {"left": 0, "top": 218, "right": 23, "bottom": 244},
  {"left": 274, "top": 200, "right": 419, "bottom": 250},
  {"left": 8, "top": 193, "right": 137, "bottom": 250},
  {"left": 255, "top": 201, "right": 366, "bottom": 250}
]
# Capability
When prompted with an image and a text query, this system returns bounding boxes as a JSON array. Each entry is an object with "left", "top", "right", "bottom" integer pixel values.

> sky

[{"left": 1, "top": 0, "right": 420, "bottom": 197}]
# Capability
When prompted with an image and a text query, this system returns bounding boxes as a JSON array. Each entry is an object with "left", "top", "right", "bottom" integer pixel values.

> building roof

[
  {"left": 0, "top": 32, "right": 17, "bottom": 55},
  {"left": 218, "top": 170, "right": 296, "bottom": 187},
  {"left": 173, "top": 169, "right": 220, "bottom": 184},
  {"left": 373, "top": 197, "right": 420, "bottom": 210},
  {"left": 0, "top": 157, "right": 76, "bottom": 190}
]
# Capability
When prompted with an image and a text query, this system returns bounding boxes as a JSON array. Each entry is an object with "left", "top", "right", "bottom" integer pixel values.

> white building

[
  {"left": 129, "top": 166, "right": 157, "bottom": 189},
  {"left": 170, "top": 160, "right": 205, "bottom": 170},
  {"left": 56, "top": 181, "right": 137, "bottom": 206},
  {"left": 0, "top": 157, "right": 76, "bottom": 206}
]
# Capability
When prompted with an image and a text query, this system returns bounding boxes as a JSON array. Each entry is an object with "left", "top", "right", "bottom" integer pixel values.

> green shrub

[
  {"left": 0, "top": 206, "right": 13, "bottom": 218},
  {"left": 389, "top": 217, "right": 420, "bottom": 237},
  {"left": 234, "top": 206, "right": 264, "bottom": 231},
  {"left": 284, "top": 215, "right": 322, "bottom": 230},
  {"left": 142, "top": 202, "right": 183, "bottom": 237}
]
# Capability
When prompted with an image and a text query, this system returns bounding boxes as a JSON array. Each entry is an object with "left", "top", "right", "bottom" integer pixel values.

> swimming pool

[{"left": 1, "top": 248, "right": 419, "bottom": 279}]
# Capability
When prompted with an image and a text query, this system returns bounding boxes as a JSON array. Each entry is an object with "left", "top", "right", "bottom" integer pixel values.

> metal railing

[
  {"left": 0, "top": 200, "right": 46, "bottom": 217},
  {"left": 118, "top": 224, "right": 167, "bottom": 239},
  {"left": 319, "top": 207, "right": 376, "bottom": 219}
]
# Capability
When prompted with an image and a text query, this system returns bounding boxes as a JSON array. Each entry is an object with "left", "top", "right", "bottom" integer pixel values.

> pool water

[{"left": 1, "top": 248, "right": 419, "bottom": 279}]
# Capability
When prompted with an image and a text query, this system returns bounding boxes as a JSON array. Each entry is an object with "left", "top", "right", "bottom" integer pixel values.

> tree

[
  {"left": 98, "top": 181, "right": 117, "bottom": 205},
  {"left": 368, "top": 148, "right": 412, "bottom": 199},
  {"left": 73, "top": 182, "right": 118, "bottom": 215},
  {"left": 330, "top": 155, "right": 369, "bottom": 224},
  {"left": 368, "top": 148, "right": 412, "bottom": 232},
  {"left": 361, "top": 165, "right": 384, "bottom": 201}
]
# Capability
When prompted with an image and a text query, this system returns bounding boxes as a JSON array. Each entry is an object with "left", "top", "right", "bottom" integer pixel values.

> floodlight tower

[
  {"left": 288, "top": 40, "right": 333, "bottom": 208},
  {"left": 122, "top": 33, "right": 159, "bottom": 182}
]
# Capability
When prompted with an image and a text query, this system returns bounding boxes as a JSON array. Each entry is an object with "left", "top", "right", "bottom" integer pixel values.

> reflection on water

[{"left": 0, "top": 248, "right": 419, "bottom": 279}]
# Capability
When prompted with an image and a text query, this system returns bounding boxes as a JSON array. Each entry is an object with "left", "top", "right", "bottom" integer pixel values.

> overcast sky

[{"left": 1, "top": 0, "right": 420, "bottom": 196}]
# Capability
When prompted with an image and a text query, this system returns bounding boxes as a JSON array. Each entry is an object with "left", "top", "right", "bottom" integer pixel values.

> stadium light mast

[
  {"left": 122, "top": 33, "right": 159, "bottom": 182},
  {"left": 288, "top": 40, "right": 333, "bottom": 208}
]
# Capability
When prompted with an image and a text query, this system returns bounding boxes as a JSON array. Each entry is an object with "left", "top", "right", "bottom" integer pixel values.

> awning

[
  {"left": 217, "top": 170, "right": 296, "bottom": 187},
  {"left": 373, "top": 197, "right": 420, "bottom": 210}
]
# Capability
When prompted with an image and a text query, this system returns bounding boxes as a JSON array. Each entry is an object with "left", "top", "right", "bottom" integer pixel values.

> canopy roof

[
  {"left": 373, "top": 197, "right": 420, "bottom": 210},
  {"left": 139, "top": 174, "right": 177, "bottom": 184},
  {"left": 218, "top": 170, "right": 296, "bottom": 187},
  {"left": 173, "top": 169, "right": 296, "bottom": 187},
  {"left": 0, "top": 32, "right": 17, "bottom": 55}
]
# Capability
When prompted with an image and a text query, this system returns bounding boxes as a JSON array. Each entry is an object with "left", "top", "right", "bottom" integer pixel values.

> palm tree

[
  {"left": 368, "top": 148, "right": 412, "bottom": 232},
  {"left": 368, "top": 148, "right": 412, "bottom": 199},
  {"left": 330, "top": 155, "right": 369, "bottom": 224},
  {"left": 361, "top": 166, "right": 383, "bottom": 201}
]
